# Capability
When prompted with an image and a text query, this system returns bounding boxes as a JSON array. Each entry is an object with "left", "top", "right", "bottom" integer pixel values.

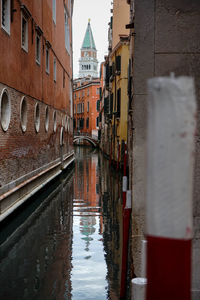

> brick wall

[{"left": 0, "top": 83, "right": 73, "bottom": 192}]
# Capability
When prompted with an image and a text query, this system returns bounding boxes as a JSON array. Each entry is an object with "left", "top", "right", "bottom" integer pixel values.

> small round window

[
  {"left": 34, "top": 103, "right": 40, "bottom": 133},
  {"left": 20, "top": 96, "right": 28, "bottom": 132},
  {"left": 45, "top": 106, "right": 49, "bottom": 132},
  {"left": 0, "top": 88, "right": 11, "bottom": 132},
  {"left": 60, "top": 127, "right": 64, "bottom": 146},
  {"left": 53, "top": 110, "right": 57, "bottom": 132}
]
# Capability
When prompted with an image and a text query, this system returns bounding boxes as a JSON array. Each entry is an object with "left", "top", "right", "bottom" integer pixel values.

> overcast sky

[{"left": 72, "top": 0, "right": 112, "bottom": 78}]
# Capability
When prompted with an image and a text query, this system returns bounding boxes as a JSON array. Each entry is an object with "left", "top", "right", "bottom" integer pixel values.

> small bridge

[{"left": 73, "top": 133, "right": 99, "bottom": 147}]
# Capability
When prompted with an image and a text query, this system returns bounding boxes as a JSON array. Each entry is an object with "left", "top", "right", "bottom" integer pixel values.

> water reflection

[
  {"left": 72, "top": 147, "right": 123, "bottom": 300},
  {"left": 0, "top": 172, "right": 74, "bottom": 300},
  {"left": 72, "top": 147, "right": 107, "bottom": 300},
  {"left": 0, "top": 147, "right": 123, "bottom": 300}
]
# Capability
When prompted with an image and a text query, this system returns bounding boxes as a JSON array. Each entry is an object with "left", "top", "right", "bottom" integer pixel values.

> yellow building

[
  {"left": 110, "top": 36, "right": 129, "bottom": 166},
  {"left": 99, "top": 0, "right": 130, "bottom": 169}
]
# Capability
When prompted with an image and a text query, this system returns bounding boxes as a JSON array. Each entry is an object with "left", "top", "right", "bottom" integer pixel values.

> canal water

[{"left": 0, "top": 147, "right": 124, "bottom": 300}]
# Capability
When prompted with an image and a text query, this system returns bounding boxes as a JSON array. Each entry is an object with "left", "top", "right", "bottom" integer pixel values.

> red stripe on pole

[
  {"left": 120, "top": 208, "right": 131, "bottom": 299},
  {"left": 146, "top": 235, "right": 191, "bottom": 300}
]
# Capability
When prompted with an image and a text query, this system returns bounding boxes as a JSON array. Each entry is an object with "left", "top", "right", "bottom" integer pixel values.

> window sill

[
  {"left": 36, "top": 59, "right": 41, "bottom": 66},
  {"left": 21, "top": 46, "right": 28, "bottom": 53},
  {"left": 1, "top": 26, "right": 10, "bottom": 36}
]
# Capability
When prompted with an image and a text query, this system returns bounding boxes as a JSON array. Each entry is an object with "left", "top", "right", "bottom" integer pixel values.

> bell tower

[{"left": 79, "top": 20, "right": 98, "bottom": 78}]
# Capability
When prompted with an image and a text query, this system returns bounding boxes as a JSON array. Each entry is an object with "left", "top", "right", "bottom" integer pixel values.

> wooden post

[{"left": 146, "top": 76, "right": 196, "bottom": 300}]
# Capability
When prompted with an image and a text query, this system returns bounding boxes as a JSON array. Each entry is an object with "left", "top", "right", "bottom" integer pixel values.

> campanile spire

[{"left": 78, "top": 20, "right": 98, "bottom": 78}]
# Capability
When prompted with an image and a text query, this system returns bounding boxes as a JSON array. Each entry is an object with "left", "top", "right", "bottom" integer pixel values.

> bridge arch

[{"left": 73, "top": 136, "right": 98, "bottom": 147}]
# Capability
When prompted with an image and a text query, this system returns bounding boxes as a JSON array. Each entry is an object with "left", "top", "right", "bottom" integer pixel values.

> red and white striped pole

[{"left": 146, "top": 76, "right": 196, "bottom": 300}]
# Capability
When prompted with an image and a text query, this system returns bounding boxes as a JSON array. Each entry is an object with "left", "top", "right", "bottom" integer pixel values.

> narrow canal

[{"left": 0, "top": 147, "right": 125, "bottom": 300}]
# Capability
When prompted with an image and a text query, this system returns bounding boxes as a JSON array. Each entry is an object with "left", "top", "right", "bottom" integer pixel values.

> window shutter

[
  {"left": 117, "top": 88, "right": 121, "bottom": 118},
  {"left": 116, "top": 56, "right": 121, "bottom": 74},
  {"left": 110, "top": 93, "right": 113, "bottom": 114}
]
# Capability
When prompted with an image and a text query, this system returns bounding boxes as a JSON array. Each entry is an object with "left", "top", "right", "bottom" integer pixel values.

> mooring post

[
  {"left": 131, "top": 240, "right": 147, "bottom": 300},
  {"left": 146, "top": 76, "right": 197, "bottom": 300}
]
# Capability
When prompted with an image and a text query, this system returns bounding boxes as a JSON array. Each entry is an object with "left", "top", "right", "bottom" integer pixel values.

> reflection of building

[
  {"left": 73, "top": 149, "right": 101, "bottom": 252},
  {"left": 0, "top": 172, "right": 74, "bottom": 300},
  {"left": 74, "top": 152, "right": 99, "bottom": 206},
  {"left": 80, "top": 216, "right": 96, "bottom": 251},
  {"left": 98, "top": 153, "right": 123, "bottom": 299}
]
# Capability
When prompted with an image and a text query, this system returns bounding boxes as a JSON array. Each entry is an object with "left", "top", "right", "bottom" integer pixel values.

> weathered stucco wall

[{"left": 132, "top": 1, "right": 200, "bottom": 298}]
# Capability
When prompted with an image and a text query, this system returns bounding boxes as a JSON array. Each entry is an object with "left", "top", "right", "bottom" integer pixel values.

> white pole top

[{"left": 146, "top": 77, "right": 196, "bottom": 239}]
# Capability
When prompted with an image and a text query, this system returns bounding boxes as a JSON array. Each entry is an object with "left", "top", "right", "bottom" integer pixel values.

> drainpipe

[{"left": 113, "top": 52, "right": 117, "bottom": 166}]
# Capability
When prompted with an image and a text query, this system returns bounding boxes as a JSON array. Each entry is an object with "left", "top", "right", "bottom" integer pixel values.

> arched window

[
  {"left": 45, "top": 106, "right": 49, "bottom": 132},
  {"left": 34, "top": 103, "right": 40, "bottom": 133},
  {"left": 20, "top": 96, "right": 28, "bottom": 132},
  {"left": 53, "top": 110, "right": 57, "bottom": 132},
  {"left": 0, "top": 88, "right": 11, "bottom": 131}
]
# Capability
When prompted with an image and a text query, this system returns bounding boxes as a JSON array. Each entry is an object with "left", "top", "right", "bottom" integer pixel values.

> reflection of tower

[
  {"left": 79, "top": 20, "right": 98, "bottom": 78},
  {"left": 80, "top": 216, "right": 96, "bottom": 251}
]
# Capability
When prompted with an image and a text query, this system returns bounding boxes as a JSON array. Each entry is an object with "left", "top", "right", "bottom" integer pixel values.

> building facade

[
  {"left": 99, "top": 0, "right": 130, "bottom": 168},
  {"left": 73, "top": 20, "right": 101, "bottom": 142},
  {"left": 126, "top": 1, "right": 200, "bottom": 299},
  {"left": 0, "top": 0, "right": 74, "bottom": 221},
  {"left": 73, "top": 77, "right": 101, "bottom": 140}
]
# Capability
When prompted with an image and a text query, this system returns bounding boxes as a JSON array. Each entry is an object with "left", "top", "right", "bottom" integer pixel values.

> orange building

[
  {"left": 73, "top": 20, "right": 101, "bottom": 139},
  {"left": 73, "top": 77, "right": 101, "bottom": 138},
  {"left": 0, "top": 0, "right": 74, "bottom": 221}
]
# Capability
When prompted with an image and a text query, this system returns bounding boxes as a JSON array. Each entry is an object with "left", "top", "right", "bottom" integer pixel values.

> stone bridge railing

[{"left": 73, "top": 132, "right": 99, "bottom": 147}]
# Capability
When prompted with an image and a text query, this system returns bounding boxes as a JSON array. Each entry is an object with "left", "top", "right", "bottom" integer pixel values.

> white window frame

[
  {"left": 46, "top": 46, "right": 50, "bottom": 74},
  {"left": 1, "top": 0, "right": 10, "bottom": 35},
  {"left": 35, "top": 33, "right": 41, "bottom": 65},
  {"left": 53, "top": 58, "right": 57, "bottom": 82},
  {"left": 21, "top": 13, "right": 28, "bottom": 52},
  {"left": 52, "top": 0, "right": 56, "bottom": 24}
]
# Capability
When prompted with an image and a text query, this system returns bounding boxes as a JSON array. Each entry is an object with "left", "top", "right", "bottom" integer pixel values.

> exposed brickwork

[
  {"left": 0, "top": 0, "right": 74, "bottom": 213},
  {"left": 0, "top": 83, "right": 73, "bottom": 190}
]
